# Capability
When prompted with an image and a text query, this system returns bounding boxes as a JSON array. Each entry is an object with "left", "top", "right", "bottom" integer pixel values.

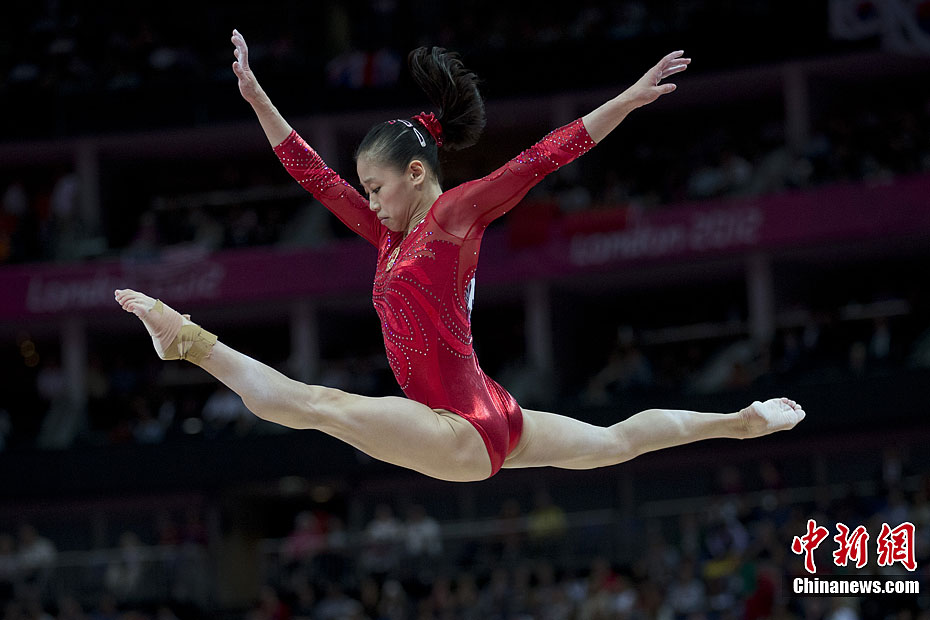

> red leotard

[{"left": 274, "top": 118, "right": 597, "bottom": 475}]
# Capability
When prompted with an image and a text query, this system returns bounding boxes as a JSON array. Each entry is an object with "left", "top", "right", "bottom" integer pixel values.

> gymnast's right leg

[{"left": 113, "top": 289, "right": 492, "bottom": 482}]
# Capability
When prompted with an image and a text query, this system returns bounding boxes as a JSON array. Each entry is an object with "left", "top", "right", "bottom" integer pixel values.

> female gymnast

[{"left": 114, "top": 30, "right": 805, "bottom": 482}]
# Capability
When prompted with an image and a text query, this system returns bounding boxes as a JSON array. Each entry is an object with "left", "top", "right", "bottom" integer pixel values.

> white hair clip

[{"left": 394, "top": 119, "right": 427, "bottom": 147}]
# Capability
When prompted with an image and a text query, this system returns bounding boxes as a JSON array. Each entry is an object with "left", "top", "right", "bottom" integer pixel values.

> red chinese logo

[
  {"left": 791, "top": 520, "right": 918, "bottom": 573},
  {"left": 877, "top": 521, "right": 916, "bottom": 572},
  {"left": 792, "top": 519, "right": 830, "bottom": 573}
]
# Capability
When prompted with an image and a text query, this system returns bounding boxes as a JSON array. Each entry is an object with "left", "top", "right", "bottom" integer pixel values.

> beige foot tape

[{"left": 153, "top": 300, "right": 217, "bottom": 364}]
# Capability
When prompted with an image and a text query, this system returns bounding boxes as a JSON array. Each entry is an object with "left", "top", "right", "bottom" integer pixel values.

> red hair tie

[{"left": 413, "top": 112, "right": 443, "bottom": 148}]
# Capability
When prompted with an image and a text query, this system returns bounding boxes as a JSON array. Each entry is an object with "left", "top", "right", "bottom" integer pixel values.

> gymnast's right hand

[
  {"left": 232, "top": 28, "right": 261, "bottom": 103},
  {"left": 231, "top": 28, "right": 293, "bottom": 145}
]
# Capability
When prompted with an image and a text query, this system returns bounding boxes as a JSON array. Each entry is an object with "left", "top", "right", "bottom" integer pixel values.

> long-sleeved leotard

[{"left": 274, "top": 119, "right": 597, "bottom": 475}]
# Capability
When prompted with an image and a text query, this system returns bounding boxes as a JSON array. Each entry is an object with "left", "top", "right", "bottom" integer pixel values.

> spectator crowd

[{"left": 2, "top": 453, "right": 929, "bottom": 619}]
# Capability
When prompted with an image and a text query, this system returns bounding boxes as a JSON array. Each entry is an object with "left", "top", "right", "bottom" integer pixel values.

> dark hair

[{"left": 354, "top": 47, "right": 486, "bottom": 183}]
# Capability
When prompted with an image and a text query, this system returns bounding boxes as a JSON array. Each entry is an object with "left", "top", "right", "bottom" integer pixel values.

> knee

[
  {"left": 276, "top": 384, "right": 346, "bottom": 430},
  {"left": 305, "top": 385, "right": 350, "bottom": 429},
  {"left": 611, "top": 424, "right": 639, "bottom": 463},
  {"left": 242, "top": 382, "right": 341, "bottom": 430}
]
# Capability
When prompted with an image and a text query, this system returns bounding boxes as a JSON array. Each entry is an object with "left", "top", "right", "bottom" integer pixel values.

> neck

[{"left": 405, "top": 182, "right": 443, "bottom": 236}]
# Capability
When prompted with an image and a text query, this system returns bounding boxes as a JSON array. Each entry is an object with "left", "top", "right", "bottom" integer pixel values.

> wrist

[
  {"left": 615, "top": 90, "right": 644, "bottom": 112},
  {"left": 731, "top": 408, "right": 750, "bottom": 439},
  {"left": 696, "top": 411, "right": 746, "bottom": 441},
  {"left": 246, "top": 84, "right": 271, "bottom": 109}
]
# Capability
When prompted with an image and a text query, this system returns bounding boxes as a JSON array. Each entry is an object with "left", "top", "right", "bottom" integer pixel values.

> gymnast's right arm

[
  {"left": 231, "top": 29, "right": 381, "bottom": 246},
  {"left": 231, "top": 29, "right": 292, "bottom": 146}
]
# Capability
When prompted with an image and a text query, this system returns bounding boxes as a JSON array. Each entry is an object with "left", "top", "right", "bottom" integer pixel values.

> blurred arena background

[{"left": 1, "top": 1, "right": 930, "bottom": 618}]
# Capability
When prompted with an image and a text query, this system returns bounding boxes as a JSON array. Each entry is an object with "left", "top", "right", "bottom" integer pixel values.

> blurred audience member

[
  {"left": 89, "top": 593, "right": 120, "bottom": 620},
  {"left": 248, "top": 585, "right": 291, "bottom": 620},
  {"left": 528, "top": 491, "right": 568, "bottom": 550},
  {"left": 0, "top": 533, "right": 18, "bottom": 603},
  {"left": 282, "top": 512, "right": 326, "bottom": 567},
  {"left": 313, "top": 582, "right": 363, "bottom": 620},
  {"left": 17, "top": 525, "right": 56, "bottom": 588},
  {"left": 361, "top": 504, "right": 403, "bottom": 576},
  {"left": 103, "top": 532, "right": 145, "bottom": 602},
  {"left": 202, "top": 386, "right": 253, "bottom": 438},
  {"left": 56, "top": 595, "right": 87, "bottom": 620},
  {"left": 403, "top": 505, "right": 442, "bottom": 560},
  {"left": 665, "top": 558, "right": 707, "bottom": 617},
  {"left": 130, "top": 397, "right": 167, "bottom": 444},
  {"left": 584, "top": 326, "right": 653, "bottom": 405}
]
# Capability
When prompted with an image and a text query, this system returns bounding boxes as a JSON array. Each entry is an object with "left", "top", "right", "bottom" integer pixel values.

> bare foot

[
  {"left": 738, "top": 397, "right": 806, "bottom": 439},
  {"left": 114, "top": 289, "right": 192, "bottom": 359}
]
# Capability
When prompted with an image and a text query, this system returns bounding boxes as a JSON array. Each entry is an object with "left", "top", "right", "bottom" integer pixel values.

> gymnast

[{"left": 114, "top": 30, "right": 805, "bottom": 482}]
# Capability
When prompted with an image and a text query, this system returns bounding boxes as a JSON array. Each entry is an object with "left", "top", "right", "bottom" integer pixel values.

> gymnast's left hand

[
  {"left": 737, "top": 397, "right": 806, "bottom": 439},
  {"left": 624, "top": 50, "right": 691, "bottom": 108}
]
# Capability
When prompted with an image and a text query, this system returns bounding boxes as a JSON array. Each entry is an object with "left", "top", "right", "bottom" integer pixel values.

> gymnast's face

[{"left": 357, "top": 156, "right": 425, "bottom": 233}]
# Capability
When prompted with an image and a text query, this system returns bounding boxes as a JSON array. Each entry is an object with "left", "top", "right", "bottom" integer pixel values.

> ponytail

[
  {"left": 355, "top": 47, "right": 485, "bottom": 182},
  {"left": 407, "top": 47, "right": 486, "bottom": 151}
]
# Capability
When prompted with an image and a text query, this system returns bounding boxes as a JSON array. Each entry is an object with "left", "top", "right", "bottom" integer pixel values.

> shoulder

[{"left": 432, "top": 177, "right": 487, "bottom": 213}]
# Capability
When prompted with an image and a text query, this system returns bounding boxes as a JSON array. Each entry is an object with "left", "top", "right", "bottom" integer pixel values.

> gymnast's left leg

[{"left": 502, "top": 400, "right": 805, "bottom": 471}]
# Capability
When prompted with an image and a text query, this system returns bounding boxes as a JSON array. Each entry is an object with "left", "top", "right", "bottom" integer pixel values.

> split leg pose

[
  {"left": 115, "top": 31, "right": 804, "bottom": 483},
  {"left": 115, "top": 291, "right": 804, "bottom": 481}
]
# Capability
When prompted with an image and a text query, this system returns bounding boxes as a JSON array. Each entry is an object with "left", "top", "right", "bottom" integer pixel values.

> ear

[{"left": 407, "top": 160, "right": 427, "bottom": 187}]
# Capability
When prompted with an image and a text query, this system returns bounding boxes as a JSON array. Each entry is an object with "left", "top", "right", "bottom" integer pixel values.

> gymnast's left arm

[
  {"left": 435, "top": 51, "right": 690, "bottom": 239},
  {"left": 581, "top": 50, "right": 690, "bottom": 143}
]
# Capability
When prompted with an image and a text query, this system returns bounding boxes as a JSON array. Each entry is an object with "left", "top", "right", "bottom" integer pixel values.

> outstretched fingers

[
  {"left": 231, "top": 28, "right": 250, "bottom": 72},
  {"left": 659, "top": 58, "right": 690, "bottom": 79},
  {"left": 654, "top": 51, "right": 690, "bottom": 86}
]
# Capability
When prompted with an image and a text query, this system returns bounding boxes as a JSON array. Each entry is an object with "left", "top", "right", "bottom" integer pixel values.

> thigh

[
  {"left": 502, "top": 408, "right": 628, "bottom": 471},
  {"left": 314, "top": 388, "right": 493, "bottom": 482}
]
